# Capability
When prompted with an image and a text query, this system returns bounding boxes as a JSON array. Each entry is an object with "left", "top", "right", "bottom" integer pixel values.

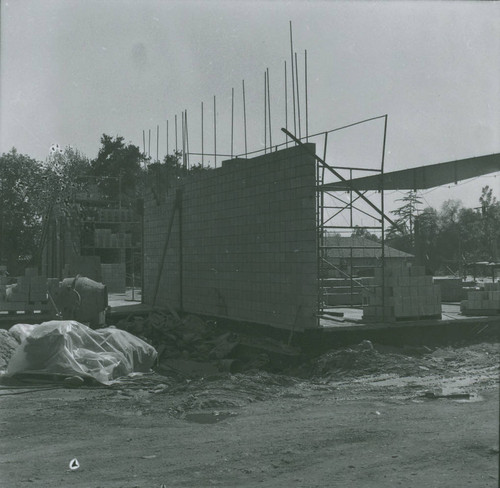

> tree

[
  {"left": 386, "top": 190, "right": 423, "bottom": 253},
  {"left": 477, "top": 185, "right": 500, "bottom": 261},
  {"left": 0, "top": 149, "right": 47, "bottom": 273},
  {"left": 351, "top": 226, "right": 380, "bottom": 242},
  {"left": 414, "top": 207, "right": 440, "bottom": 272},
  {"left": 90, "top": 135, "right": 146, "bottom": 203}
]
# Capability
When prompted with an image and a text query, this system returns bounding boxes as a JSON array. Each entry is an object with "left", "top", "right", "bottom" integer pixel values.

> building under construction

[{"left": 141, "top": 126, "right": 500, "bottom": 331}]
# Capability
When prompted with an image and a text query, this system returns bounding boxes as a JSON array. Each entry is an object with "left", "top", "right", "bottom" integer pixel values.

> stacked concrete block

[
  {"left": 0, "top": 269, "right": 49, "bottom": 312},
  {"left": 143, "top": 144, "right": 318, "bottom": 330},
  {"left": 460, "top": 282, "right": 500, "bottom": 315},
  {"left": 362, "top": 263, "right": 441, "bottom": 322},
  {"left": 433, "top": 277, "right": 467, "bottom": 302},
  {"left": 101, "top": 263, "right": 126, "bottom": 293}
]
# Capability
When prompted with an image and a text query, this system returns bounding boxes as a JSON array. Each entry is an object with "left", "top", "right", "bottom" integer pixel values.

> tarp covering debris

[{"left": 7, "top": 321, "right": 157, "bottom": 384}]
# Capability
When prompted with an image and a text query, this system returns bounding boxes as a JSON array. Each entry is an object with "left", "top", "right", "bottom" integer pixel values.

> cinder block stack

[
  {"left": 0, "top": 268, "right": 49, "bottom": 312},
  {"left": 362, "top": 263, "right": 441, "bottom": 322},
  {"left": 101, "top": 263, "right": 126, "bottom": 293},
  {"left": 460, "top": 282, "right": 500, "bottom": 315}
]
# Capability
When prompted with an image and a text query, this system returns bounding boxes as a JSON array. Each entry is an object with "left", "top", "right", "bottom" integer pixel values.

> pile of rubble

[{"left": 114, "top": 312, "right": 302, "bottom": 378}]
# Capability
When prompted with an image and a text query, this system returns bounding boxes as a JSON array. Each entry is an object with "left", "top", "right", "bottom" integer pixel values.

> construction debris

[{"left": 114, "top": 312, "right": 302, "bottom": 377}]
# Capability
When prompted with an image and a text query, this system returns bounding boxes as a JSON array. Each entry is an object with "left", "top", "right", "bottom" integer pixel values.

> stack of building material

[
  {"left": 433, "top": 277, "right": 468, "bottom": 302},
  {"left": 0, "top": 268, "right": 50, "bottom": 312},
  {"left": 362, "top": 264, "right": 441, "bottom": 322},
  {"left": 101, "top": 263, "right": 126, "bottom": 293},
  {"left": 460, "top": 282, "right": 500, "bottom": 315}
]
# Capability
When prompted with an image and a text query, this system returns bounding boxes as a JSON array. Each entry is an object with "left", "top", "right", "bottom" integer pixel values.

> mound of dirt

[{"left": 306, "top": 340, "right": 436, "bottom": 379}]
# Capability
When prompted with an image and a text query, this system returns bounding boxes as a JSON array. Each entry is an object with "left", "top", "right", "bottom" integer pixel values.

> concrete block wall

[{"left": 143, "top": 144, "right": 318, "bottom": 330}]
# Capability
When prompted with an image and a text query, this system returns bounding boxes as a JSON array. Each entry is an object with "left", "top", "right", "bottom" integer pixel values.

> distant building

[{"left": 322, "top": 235, "right": 413, "bottom": 278}]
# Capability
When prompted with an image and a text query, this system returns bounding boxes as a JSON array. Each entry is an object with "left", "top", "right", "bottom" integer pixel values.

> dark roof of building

[{"left": 324, "top": 235, "right": 414, "bottom": 259}]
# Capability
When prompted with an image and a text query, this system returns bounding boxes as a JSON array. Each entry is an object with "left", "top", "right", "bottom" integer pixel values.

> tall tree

[
  {"left": 90, "top": 135, "right": 146, "bottom": 203},
  {"left": 478, "top": 185, "right": 500, "bottom": 261},
  {"left": 0, "top": 149, "right": 46, "bottom": 273},
  {"left": 387, "top": 190, "right": 422, "bottom": 253}
]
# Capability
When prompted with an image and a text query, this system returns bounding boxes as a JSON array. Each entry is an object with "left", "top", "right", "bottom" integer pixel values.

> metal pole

[
  {"left": 182, "top": 111, "right": 186, "bottom": 168},
  {"left": 186, "top": 109, "right": 190, "bottom": 169},
  {"left": 142, "top": 130, "right": 146, "bottom": 154},
  {"left": 156, "top": 124, "right": 159, "bottom": 162},
  {"left": 148, "top": 129, "right": 151, "bottom": 158},
  {"left": 242, "top": 79, "right": 248, "bottom": 157},
  {"left": 181, "top": 110, "right": 186, "bottom": 168},
  {"left": 201, "top": 101, "right": 204, "bottom": 167},
  {"left": 381, "top": 114, "right": 388, "bottom": 319},
  {"left": 289, "top": 21, "right": 297, "bottom": 137},
  {"left": 264, "top": 71, "right": 267, "bottom": 153},
  {"left": 305, "top": 49, "right": 309, "bottom": 141},
  {"left": 175, "top": 114, "right": 178, "bottom": 154},
  {"left": 231, "top": 87, "right": 234, "bottom": 159},
  {"left": 166, "top": 120, "right": 169, "bottom": 156},
  {"left": 381, "top": 114, "right": 388, "bottom": 172},
  {"left": 295, "top": 52, "right": 301, "bottom": 139},
  {"left": 284, "top": 61, "right": 288, "bottom": 147},
  {"left": 267, "top": 67, "right": 272, "bottom": 148},
  {"left": 214, "top": 95, "right": 217, "bottom": 168}
]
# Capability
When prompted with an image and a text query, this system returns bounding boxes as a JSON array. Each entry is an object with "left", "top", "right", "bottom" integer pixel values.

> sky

[{"left": 1, "top": 0, "right": 499, "bottom": 213}]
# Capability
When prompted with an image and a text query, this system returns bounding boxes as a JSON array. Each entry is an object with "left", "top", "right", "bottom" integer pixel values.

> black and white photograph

[{"left": 0, "top": 0, "right": 499, "bottom": 486}]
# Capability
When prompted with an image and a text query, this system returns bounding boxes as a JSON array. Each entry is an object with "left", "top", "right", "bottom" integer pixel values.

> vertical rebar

[
  {"left": 175, "top": 115, "right": 178, "bottom": 154},
  {"left": 185, "top": 109, "right": 190, "bottom": 169},
  {"left": 156, "top": 124, "right": 159, "bottom": 162},
  {"left": 166, "top": 120, "right": 169, "bottom": 156},
  {"left": 201, "top": 101, "right": 204, "bottom": 167},
  {"left": 284, "top": 61, "right": 288, "bottom": 147},
  {"left": 214, "top": 95, "right": 217, "bottom": 168},
  {"left": 289, "top": 21, "right": 297, "bottom": 137},
  {"left": 295, "top": 52, "right": 301, "bottom": 139},
  {"left": 267, "top": 67, "right": 272, "bottom": 148},
  {"left": 264, "top": 71, "right": 267, "bottom": 153},
  {"left": 142, "top": 130, "right": 146, "bottom": 154},
  {"left": 305, "top": 49, "right": 309, "bottom": 141},
  {"left": 231, "top": 87, "right": 234, "bottom": 159},
  {"left": 242, "top": 79, "right": 248, "bottom": 157},
  {"left": 181, "top": 111, "right": 186, "bottom": 168},
  {"left": 148, "top": 129, "right": 151, "bottom": 158}
]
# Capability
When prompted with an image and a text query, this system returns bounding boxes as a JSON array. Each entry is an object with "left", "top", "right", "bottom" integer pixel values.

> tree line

[
  {"left": 1, "top": 135, "right": 498, "bottom": 276},
  {"left": 353, "top": 187, "right": 500, "bottom": 275},
  {"left": 0, "top": 135, "right": 208, "bottom": 275}
]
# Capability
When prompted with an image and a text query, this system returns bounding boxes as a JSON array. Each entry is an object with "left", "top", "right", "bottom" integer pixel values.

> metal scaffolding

[{"left": 304, "top": 116, "right": 391, "bottom": 322}]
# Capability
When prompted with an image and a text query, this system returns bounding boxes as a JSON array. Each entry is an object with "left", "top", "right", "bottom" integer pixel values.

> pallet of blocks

[
  {"left": 0, "top": 268, "right": 51, "bottom": 314},
  {"left": 362, "top": 264, "right": 442, "bottom": 322},
  {"left": 460, "top": 282, "right": 500, "bottom": 316}
]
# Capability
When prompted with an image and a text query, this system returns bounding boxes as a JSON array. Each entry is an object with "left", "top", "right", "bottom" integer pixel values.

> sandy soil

[{"left": 0, "top": 342, "right": 498, "bottom": 488}]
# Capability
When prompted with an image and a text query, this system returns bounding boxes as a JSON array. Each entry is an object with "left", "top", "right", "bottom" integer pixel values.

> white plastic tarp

[{"left": 7, "top": 321, "right": 157, "bottom": 384}]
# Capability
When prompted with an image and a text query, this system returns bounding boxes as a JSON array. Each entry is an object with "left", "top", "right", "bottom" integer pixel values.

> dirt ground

[{"left": 1, "top": 341, "right": 498, "bottom": 488}]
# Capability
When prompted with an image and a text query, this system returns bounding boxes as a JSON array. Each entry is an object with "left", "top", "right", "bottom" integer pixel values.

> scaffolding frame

[{"left": 311, "top": 116, "right": 389, "bottom": 323}]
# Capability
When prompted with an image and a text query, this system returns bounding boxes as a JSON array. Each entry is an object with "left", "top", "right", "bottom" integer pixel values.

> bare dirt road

[{"left": 1, "top": 342, "right": 498, "bottom": 488}]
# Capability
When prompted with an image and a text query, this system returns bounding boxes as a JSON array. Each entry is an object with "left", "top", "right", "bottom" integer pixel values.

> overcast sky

[{"left": 1, "top": 0, "right": 498, "bottom": 211}]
